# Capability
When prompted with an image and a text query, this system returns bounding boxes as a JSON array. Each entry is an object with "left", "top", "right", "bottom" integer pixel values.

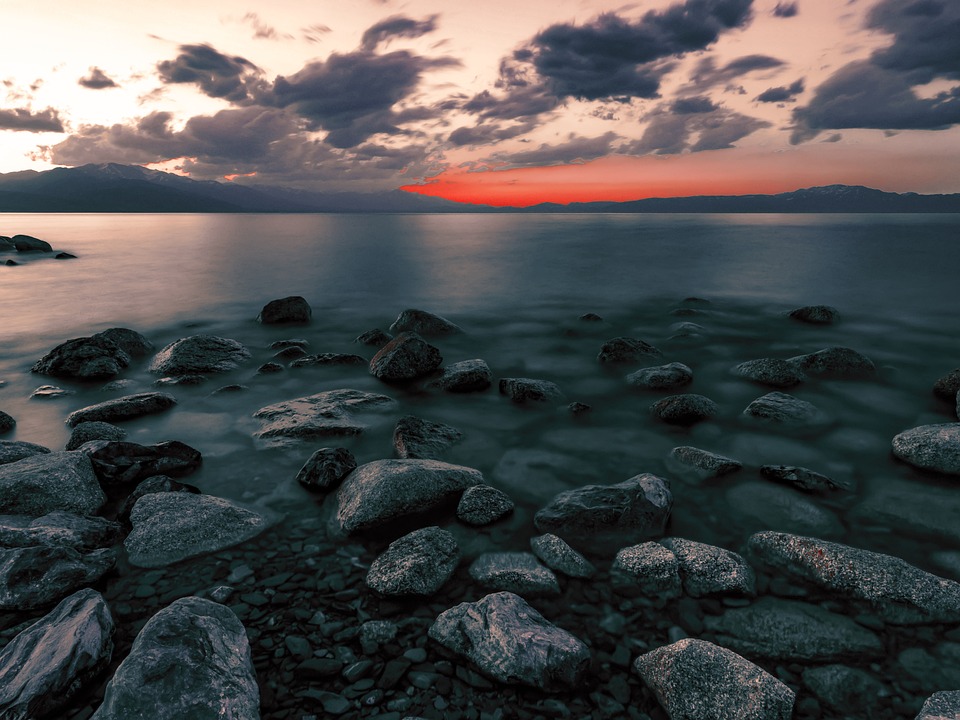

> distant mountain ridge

[{"left": 1, "top": 163, "right": 958, "bottom": 213}]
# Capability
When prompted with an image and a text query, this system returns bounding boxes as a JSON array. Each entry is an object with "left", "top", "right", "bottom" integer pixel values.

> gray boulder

[
  {"left": 389, "top": 308, "right": 463, "bottom": 336},
  {"left": 295, "top": 447, "right": 357, "bottom": 491},
  {"left": 96, "top": 328, "right": 153, "bottom": 358},
  {"left": 0, "top": 589, "right": 114, "bottom": 720},
  {"left": 611, "top": 542, "right": 681, "bottom": 597},
  {"left": 117, "top": 475, "right": 200, "bottom": 525},
  {"left": 0, "top": 440, "right": 50, "bottom": 465},
  {"left": 66, "top": 421, "right": 127, "bottom": 451},
  {"left": 430, "top": 359, "right": 492, "bottom": 392},
  {"left": 892, "top": 423, "right": 960, "bottom": 475},
  {"left": 65, "top": 392, "right": 177, "bottom": 427},
  {"left": 125, "top": 493, "right": 268, "bottom": 568},
  {"left": 0, "top": 411, "right": 13, "bottom": 434},
  {"left": 335, "top": 459, "right": 484, "bottom": 534},
  {"left": 365, "top": 526, "right": 460, "bottom": 597},
  {"left": 760, "top": 464, "right": 849, "bottom": 492},
  {"left": 916, "top": 691, "right": 960, "bottom": 720},
  {"left": 80, "top": 440, "right": 201, "bottom": 492},
  {"left": 598, "top": 337, "right": 662, "bottom": 365},
  {"left": 530, "top": 534, "right": 596, "bottom": 579},
  {"left": 355, "top": 328, "right": 393, "bottom": 347},
  {"left": 429, "top": 591, "right": 589, "bottom": 691},
  {"left": 651, "top": 394, "right": 718, "bottom": 425},
  {"left": 257, "top": 296, "right": 311, "bottom": 324},
  {"left": 787, "top": 346, "right": 876, "bottom": 379},
  {"left": 669, "top": 446, "right": 742, "bottom": 478},
  {"left": 660, "top": 537, "right": 756, "bottom": 597},
  {"left": 742, "top": 391, "right": 826, "bottom": 426},
  {"left": 91, "top": 597, "right": 259, "bottom": 720},
  {"left": 802, "top": 665, "right": 887, "bottom": 716},
  {"left": 933, "top": 369, "right": 960, "bottom": 401},
  {"left": 393, "top": 415, "right": 463, "bottom": 459},
  {"left": 457, "top": 485, "right": 514, "bottom": 526},
  {"left": 0, "top": 545, "right": 115, "bottom": 610},
  {"left": 369, "top": 332, "right": 443, "bottom": 381},
  {"left": 32, "top": 331, "right": 137, "bottom": 380},
  {"left": 252, "top": 389, "right": 395, "bottom": 446},
  {"left": 499, "top": 377, "right": 564, "bottom": 403},
  {"left": 726, "top": 482, "right": 843, "bottom": 537},
  {"left": 0, "top": 452, "right": 105, "bottom": 516},
  {"left": 468, "top": 552, "right": 560, "bottom": 597},
  {"left": 635, "top": 638, "right": 794, "bottom": 720},
  {"left": 0, "top": 511, "right": 121, "bottom": 550},
  {"left": 12, "top": 234, "right": 52, "bottom": 252},
  {"left": 734, "top": 358, "right": 806, "bottom": 388},
  {"left": 789, "top": 305, "right": 840, "bottom": 324},
  {"left": 148, "top": 335, "right": 250, "bottom": 376},
  {"left": 627, "top": 362, "right": 693, "bottom": 390}
]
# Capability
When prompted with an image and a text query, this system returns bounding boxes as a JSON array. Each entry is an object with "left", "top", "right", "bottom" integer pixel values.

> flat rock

[
  {"left": 598, "top": 337, "right": 662, "bottom": 365},
  {"left": 734, "top": 358, "right": 806, "bottom": 388},
  {"left": 660, "top": 537, "right": 755, "bottom": 597},
  {"left": 393, "top": 415, "right": 463, "bottom": 460},
  {"left": 0, "top": 440, "right": 51, "bottom": 465},
  {"left": 611, "top": 542, "right": 681, "bottom": 597},
  {"left": 468, "top": 552, "right": 560, "bottom": 597},
  {"left": 530, "top": 534, "right": 596, "bottom": 578},
  {"left": 634, "top": 638, "right": 795, "bottom": 720},
  {"left": 429, "top": 591, "right": 589, "bottom": 691},
  {"left": 745, "top": 531, "right": 960, "bottom": 624},
  {"left": 742, "top": 391, "right": 826, "bottom": 427},
  {"left": 787, "top": 346, "right": 876, "bottom": 379},
  {"left": 296, "top": 447, "right": 357, "bottom": 491},
  {"left": 789, "top": 305, "right": 840, "bottom": 324},
  {"left": 0, "top": 545, "right": 115, "bottom": 610},
  {"left": 90, "top": 597, "right": 259, "bottom": 720},
  {"left": 65, "top": 392, "right": 177, "bottom": 427},
  {"left": 892, "top": 423, "right": 960, "bottom": 475},
  {"left": 499, "top": 377, "right": 564, "bottom": 403},
  {"left": 916, "top": 691, "right": 960, "bottom": 720},
  {"left": 80, "top": 440, "right": 201, "bottom": 492},
  {"left": 365, "top": 526, "right": 460, "bottom": 597},
  {"left": 125, "top": 493, "right": 268, "bottom": 568},
  {"left": 257, "top": 295, "right": 311, "bottom": 324},
  {"left": 389, "top": 308, "right": 463, "bottom": 336},
  {"left": 726, "top": 482, "right": 843, "bottom": 537},
  {"left": 0, "top": 588, "right": 114, "bottom": 720},
  {"left": 290, "top": 353, "right": 366, "bottom": 368},
  {"left": 627, "top": 362, "right": 693, "bottom": 390},
  {"left": 650, "top": 394, "right": 718, "bottom": 425},
  {"left": 430, "top": 359, "right": 492, "bottom": 392},
  {"left": 669, "top": 446, "right": 742, "bottom": 478},
  {"left": 0, "top": 511, "right": 121, "bottom": 550},
  {"left": 457, "top": 485, "right": 514, "bottom": 525},
  {"left": 760, "top": 464, "right": 849, "bottom": 492},
  {"left": 252, "top": 389, "right": 395, "bottom": 446},
  {"left": 933, "top": 369, "right": 960, "bottom": 401},
  {"left": 148, "top": 335, "right": 250, "bottom": 376},
  {"left": 117, "top": 475, "right": 200, "bottom": 525},
  {"left": 0, "top": 452, "right": 105, "bottom": 517},
  {"left": 65, "top": 421, "right": 126, "bottom": 451},
  {"left": 369, "top": 332, "right": 443, "bottom": 381}
]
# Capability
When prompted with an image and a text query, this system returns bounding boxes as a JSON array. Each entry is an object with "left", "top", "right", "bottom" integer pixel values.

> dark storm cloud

[
  {"left": 627, "top": 104, "right": 769, "bottom": 154},
  {"left": 756, "top": 78, "right": 804, "bottom": 102},
  {"left": 461, "top": 87, "right": 559, "bottom": 120},
  {"left": 689, "top": 54, "right": 786, "bottom": 92},
  {"left": 447, "top": 121, "right": 537, "bottom": 147},
  {"left": 672, "top": 96, "right": 718, "bottom": 113},
  {"left": 157, "top": 44, "right": 262, "bottom": 102},
  {"left": 867, "top": 0, "right": 960, "bottom": 80},
  {"left": 360, "top": 15, "right": 439, "bottom": 51},
  {"left": 78, "top": 67, "right": 119, "bottom": 90},
  {"left": 773, "top": 2, "right": 798, "bottom": 17},
  {"left": 487, "top": 132, "right": 620, "bottom": 168},
  {"left": 0, "top": 107, "right": 64, "bottom": 133}
]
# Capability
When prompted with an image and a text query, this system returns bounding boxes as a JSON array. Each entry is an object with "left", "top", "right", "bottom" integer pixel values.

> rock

[
  {"left": 534, "top": 473, "right": 673, "bottom": 552},
  {"left": 117, "top": 475, "right": 201, "bottom": 525},
  {"left": 760, "top": 464, "right": 849, "bottom": 492},
  {"left": 568, "top": 401, "right": 591, "bottom": 414},
  {"left": 634, "top": 638, "right": 795, "bottom": 720},
  {"left": 80, "top": 440, "right": 201, "bottom": 492},
  {"left": 892, "top": 423, "right": 960, "bottom": 475},
  {"left": 0, "top": 236, "right": 12, "bottom": 250},
  {"left": 369, "top": 332, "right": 442, "bottom": 381},
  {"left": 802, "top": 665, "right": 887, "bottom": 716},
  {"left": 0, "top": 589, "right": 114, "bottom": 720},
  {"left": 787, "top": 346, "right": 876, "bottom": 379},
  {"left": 32, "top": 332, "right": 135, "bottom": 380},
  {"left": 30, "top": 384, "right": 73, "bottom": 399},
  {"left": 0, "top": 452, "right": 105, "bottom": 516},
  {"left": 468, "top": 552, "right": 560, "bottom": 597},
  {"left": 734, "top": 358, "right": 806, "bottom": 388},
  {"left": 499, "top": 377, "right": 564, "bottom": 403},
  {"left": 96, "top": 328, "right": 153, "bottom": 358},
  {"left": 66, "top": 421, "right": 127, "bottom": 451},
  {"left": 789, "top": 305, "right": 840, "bottom": 324},
  {"left": 154, "top": 374, "right": 205, "bottom": 386},
  {"left": 91, "top": 597, "right": 259, "bottom": 720},
  {"left": 660, "top": 537, "right": 756, "bottom": 597},
  {"left": 290, "top": 353, "right": 366, "bottom": 368},
  {"left": 611, "top": 542, "right": 681, "bottom": 597},
  {"left": 726, "top": 482, "right": 843, "bottom": 536},
  {"left": 530, "top": 534, "right": 595, "bottom": 578},
  {"left": 55, "top": 252, "right": 77, "bottom": 259},
  {"left": 896, "top": 644, "right": 960, "bottom": 696},
  {"left": 296, "top": 447, "right": 357, "bottom": 491},
  {"left": 334, "top": 459, "right": 484, "bottom": 534},
  {"left": 429, "top": 591, "right": 589, "bottom": 690},
  {"left": 933, "top": 369, "right": 960, "bottom": 401},
  {"left": 272, "top": 346, "right": 307, "bottom": 360},
  {"left": 0, "top": 440, "right": 50, "bottom": 465},
  {"left": 65, "top": 392, "right": 177, "bottom": 427},
  {"left": 580, "top": 312, "right": 604, "bottom": 321},
  {"left": 597, "top": 337, "right": 662, "bottom": 364},
  {"left": 366, "top": 526, "right": 460, "bottom": 596},
  {"left": 393, "top": 415, "right": 463, "bottom": 460},
  {"left": 0, "top": 411, "right": 13, "bottom": 434},
  {"left": 430, "top": 359, "right": 492, "bottom": 393},
  {"left": 256, "top": 362, "right": 284, "bottom": 374},
  {"left": 125, "top": 493, "right": 268, "bottom": 568},
  {"left": 916, "top": 691, "right": 960, "bottom": 720},
  {"left": 148, "top": 335, "right": 250, "bottom": 376},
  {"left": 257, "top": 295, "right": 311, "bottom": 324},
  {"left": 742, "top": 391, "right": 826, "bottom": 426},
  {"left": 356, "top": 329, "right": 393, "bottom": 347},
  {"left": 0, "top": 545, "right": 115, "bottom": 610},
  {"left": 745, "top": 531, "right": 960, "bottom": 624},
  {"left": 0, "top": 511, "right": 121, "bottom": 550},
  {"left": 456, "top": 485, "right": 514, "bottom": 525},
  {"left": 389, "top": 308, "right": 463, "bottom": 336},
  {"left": 359, "top": 620, "right": 397, "bottom": 647},
  {"left": 4, "top": 260, "right": 17, "bottom": 266},
  {"left": 669, "top": 446, "right": 742, "bottom": 478},
  {"left": 650, "top": 394, "right": 719, "bottom": 425},
  {"left": 12, "top": 234, "right": 52, "bottom": 252},
  {"left": 268, "top": 339, "right": 308, "bottom": 351},
  {"left": 627, "top": 362, "right": 693, "bottom": 390},
  {"left": 252, "top": 389, "right": 395, "bottom": 446}
]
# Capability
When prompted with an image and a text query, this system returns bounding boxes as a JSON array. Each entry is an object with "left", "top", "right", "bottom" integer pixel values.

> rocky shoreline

[{"left": 1, "top": 295, "right": 959, "bottom": 719}]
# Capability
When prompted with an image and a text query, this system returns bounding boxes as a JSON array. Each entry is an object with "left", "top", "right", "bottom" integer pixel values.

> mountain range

[{"left": 1, "top": 163, "right": 958, "bottom": 213}]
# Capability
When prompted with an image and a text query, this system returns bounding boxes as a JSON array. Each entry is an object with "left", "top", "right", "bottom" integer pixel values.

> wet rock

[
  {"left": 12, "top": 234, "right": 52, "bottom": 252},
  {"left": 389, "top": 308, "right": 463, "bottom": 336},
  {"left": 355, "top": 328, "right": 393, "bottom": 347},
  {"left": 534, "top": 473, "right": 673, "bottom": 553},
  {"left": 802, "top": 665, "right": 887, "bottom": 716},
  {"left": 96, "top": 328, "right": 153, "bottom": 358},
  {"left": 148, "top": 335, "right": 250, "bottom": 376},
  {"left": 0, "top": 545, "right": 115, "bottom": 610},
  {"left": 296, "top": 447, "right": 357, "bottom": 491},
  {"left": 0, "top": 440, "right": 50, "bottom": 465},
  {"left": 80, "top": 440, "right": 201, "bottom": 491},
  {"left": 727, "top": 482, "right": 843, "bottom": 536},
  {"left": 0, "top": 589, "right": 114, "bottom": 720},
  {"left": 393, "top": 415, "right": 463, "bottom": 460},
  {"left": 742, "top": 391, "right": 826, "bottom": 426},
  {"left": 369, "top": 332, "right": 443, "bottom": 381},
  {"left": 568, "top": 401, "right": 591, "bottom": 415},
  {"left": 597, "top": 337, "right": 663, "bottom": 365},
  {"left": 30, "top": 384, "right": 73, "bottom": 399},
  {"left": 365, "top": 526, "right": 460, "bottom": 597},
  {"left": 745, "top": 531, "right": 960, "bottom": 624},
  {"left": 257, "top": 295, "right": 311, "bottom": 324},
  {"left": 290, "top": 353, "right": 366, "bottom": 368},
  {"left": 0, "top": 411, "right": 13, "bottom": 434},
  {"left": 0, "top": 452, "right": 104, "bottom": 516},
  {"left": 335, "top": 459, "right": 484, "bottom": 534},
  {"left": 65, "top": 421, "right": 126, "bottom": 451},
  {"left": 760, "top": 464, "right": 849, "bottom": 492},
  {"left": 125, "top": 492, "right": 268, "bottom": 568},
  {"left": 273, "top": 346, "right": 307, "bottom": 360},
  {"left": 65, "top": 391, "right": 177, "bottom": 427},
  {"left": 580, "top": 312, "right": 603, "bottom": 322},
  {"left": 430, "top": 359, "right": 492, "bottom": 393},
  {"left": 0, "top": 511, "right": 121, "bottom": 550},
  {"left": 650, "top": 394, "right": 718, "bottom": 425},
  {"left": 468, "top": 552, "right": 560, "bottom": 597},
  {"left": 789, "top": 305, "right": 840, "bottom": 324},
  {"left": 611, "top": 542, "right": 681, "bottom": 597},
  {"left": 457, "top": 485, "right": 514, "bottom": 526},
  {"left": 32, "top": 331, "right": 137, "bottom": 380},
  {"left": 154, "top": 374, "right": 205, "bottom": 386},
  {"left": 117, "top": 475, "right": 200, "bottom": 525},
  {"left": 892, "top": 423, "right": 960, "bottom": 475},
  {"left": 660, "top": 537, "right": 756, "bottom": 597},
  {"left": 268, "top": 339, "right": 308, "bottom": 351},
  {"left": 256, "top": 362, "right": 284, "bottom": 374},
  {"left": 635, "top": 638, "right": 794, "bottom": 720},
  {"left": 627, "top": 362, "right": 693, "bottom": 390},
  {"left": 429, "top": 591, "right": 589, "bottom": 690},
  {"left": 669, "top": 446, "right": 742, "bottom": 478},
  {"left": 703, "top": 597, "right": 883, "bottom": 662},
  {"left": 91, "top": 597, "right": 259, "bottom": 720},
  {"left": 252, "top": 389, "right": 395, "bottom": 446},
  {"left": 499, "top": 377, "right": 563, "bottom": 403},
  {"left": 933, "top": 368, "right": 960, "bottom": 401},
  {"left": 916, "top": 691, "right": 960, "bottom": 720},
  {"left": 787, "top": 346, "right": 876, "bottom": 379},
  {"left": 530, "top": 534, "right": 595, "bottom": 578},
  {"left": 734, "top": 358, "right": 806, "bottom": 388}
]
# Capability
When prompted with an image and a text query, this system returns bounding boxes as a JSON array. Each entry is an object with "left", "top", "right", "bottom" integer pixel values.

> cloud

[
  {"left": 627, "top": 103, "right": 769, "bottom": 154},
  {"left": 78, "top": 67, "right": 119, "bottom": 90},
  {"left": 672, "top": 96, "right": 719, "bottom": 113},
  {"left": 689, "top": 54, "right": 785, "bottom": 92},
  {"left": 461, "top": 86, "right": 559, "bottom": 120},
  {"left": 486, "top": 132, "right": 620, "bottom": 168},
  {"left": 157, "top": 44, "right": 262, "bottom": 102},
  {"left": 302, "top": 24, "right": 333, "bottom": 44},
  {"left": 756, "top": 78, "right": 804, "bottom": 102},
  {"left": 773, "top": 2, "right": 798, "bottom": 17},
  {"left": 447, "top": 121, "right": 537, "bottom": 146},
  {"left": 241, "top": 13, "right": 294, "bottom": 41},
  {"left": 361, "top": 14, "right": 439, "bottom": 51},
  {"left": 868, "top": 0, "right": 960, "bottom": 80},
  {"left": 0, "top": 107, "right": 64, "bottom": 133}
]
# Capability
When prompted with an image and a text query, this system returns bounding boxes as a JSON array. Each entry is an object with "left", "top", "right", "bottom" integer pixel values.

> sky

[{"left": 1, "top": 0, "right": 959, "bottom": 206}]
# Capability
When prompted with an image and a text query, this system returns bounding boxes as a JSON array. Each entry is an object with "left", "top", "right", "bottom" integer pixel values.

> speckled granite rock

[
  {"left": 0, "top": 545, "right": 115, "bottom": 610},
  {"left": 916, "top": 690, "right": 960, "bottom": 720},
  {"left": 932, "top": 369, "right": 960, "bottom": 401},
  {"left": 787, "top": 346, "right": 876, "bottom": 379},
  {"left": 393, "top": 415, "right": 463, "bottom": 460},
  {"left": 627, "top": 362, "right": 693, "bottom": 390},
  {"left": 389, "top": 308, "right": 463, "bottom": 336},
  {"left": 597, "top": 337, "right": 662, "bottom": 365},
  {"left": 430, "top": 359, "right": 492, "bottom": 393},
  {"left": 530, "top": 534, "right": 596, "bottom": 579},
  {"left": 742, "top": 391, "right": 826, "bottom": 427},
  {"left": 0, "top": 511, "right": 121, "bottom": 550},
  {"left": 456, "top": 485, "right": 514, "bottom": 526},
  {"left": 892, "top": 423, "right": 960, "bottom": 475},
  {"left": 650, "top": 394, "right": 719, "bottom": 425},
  {"left": 611, "top": 542, "right": 681, "bottom": 597},
  {"left": 789, "top": 305, "right": 840, "bottom": 324},
  {"left": 468, "top": 552, "right": 560, "bottom": 597},
  {"left": 669, "top": 446, "right": 742, "bottom": 478},
  {"left": 734, "top": 358, "right": 806, "bottom": 388},
  {"left": 0, "top": 452, "right": 105, "bottom": 517},
  {"left": 295, "top": 447, "right": 357, "bottom": 491},
  {"left": 499, "top": 377, "right": 564, "bottom": 403},
  {"left": 0, "top": 441, "right": 50, "bottom": 466},
  {"left": 149, "top": 335, "right": 249, "bottom": 376},
  {"left": 253, "top": 389, "right": 395, "bottom": 446},
  {"left": 369, "top": 332, "right": 443, "bottom": 382},
  {"left": 65, "top": 421, "right": 126, "bottom": 451},
  {"left": 65, "top": 392, "right": 177, "bottom": 427},
  {"left": 660, "top": 537, "right": 756, "bottom": 597},
  {"left": 366, "top": 526, "right": 460, "bottom": 597}
]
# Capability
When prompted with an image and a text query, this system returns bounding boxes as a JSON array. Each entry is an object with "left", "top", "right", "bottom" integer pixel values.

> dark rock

[
  {"left": 802, "top": 665, "right": 887, "bottom": 715},
  {"left": 0, "top": 440, "right": 50, "bottom": 465},
  {"left": 456, "top": 485, "right": 514, "bottom": 525},
  {"left": 356, "top": 329, "right": 393, "bottom": 347},
  {"left": 80, "top": 440, "right": 201, "bottom": 491},
  {"left": 650, "top": 394, "right": 719, "bottom": 425},
  {"left": 734, "top": 358, "right": 806, "bottom": 388},
  {"left": 290, "top": 353, "right": 366, "bottom": 368},
  {"left": 32, "top": 333, "right": 133, "bottom": 380},
  {"left": 65, "top": 392, "right": 177, "bottom": 427},
  {"left": 597, "top": 337, "right": 663, "bottom": 365},
  {"left": 29, "top": 384, "right": 73, "bottom": 399},
  {"left": 0, "top": 452, "right": 104, "bottom": 516},
  {"left": 125, "top": 493, "right": 268, "bottom": 568},
  {"left": 660, "top": 537, "right": 756, "bottom": 597},
  {"left": 0, "top": 589, "right": 114, "bottom": 719},
  {"left": 0, "top": 545, "right": 115, "bottom": 610},
  {"left": 789, "top": 305, "right": 840, "bottom": 324},
  {"left": 0, "top": 511, "right": 121, "bottom": 550},
  {"left": 257, "top": 295, "right": 312, "bottom": 324},
  {"left": 268, "top": 339, "right": 308, "bottom": 351},
  {"left": 468, "top": 552, "right": 560, "bottom": 597},
  {"left": 429, "top": 591, "right": 589, "bottom": 690},
  {"left": 896, "top": 644, "right": 960, "bottom": 696},
  {"left": 742, "top": 391, "right": 826, "bottom": 426},
  {"left": 498, "top": 377, "right": 564, "bottom": 403},
  {"left": 760, "top": 464, "right": 849, "bottom": 492},
  {"left": 366, "top": 526, "right": 460, "bottom": 597},
  {"left": 252, "top": 389, "right": 395, "bottom": 446},
  {"left": 430, "top": 359, "right": 492, "bottom": 393},
  {"left": 117, "top": 475, "right": 200, "bottom": 525},
  {"left": 12, "top": 234, "right": 52, "bottom": 252},
  {"left": 148, "top": 335, "right": 250, "bottom": 376},
  {"left": 787, "top": 347, "right": 877, "bottom": 379},
  {"left": 4, "top": 260, "right": 17, "bottom": 266},
  {"left": 534, "top": 473, "right": 672, "bottom": 552},
  {"left": 256, "top": 362, "right": 284, "bottom": 374},
  {"left": 389, "top": 308, "right": 463, "bottom": 336},
  {"left": 369, "top": 332, "right": 443, "bottom": 381},
  {"left": 892, "top": 423, "right": 960, "bottom": 475},
  {"left": 154, "top": 374, "right": 205, "bottom": 386},
  {"left": 54, "top": 251, "right": 77, "bottom": 259},
  {"left": 0, "top": 236, "right": 11, "bottom": 250},
  {"left": 669, "top": 446, "right": 742, "bottom": 478},
  {"left": 916, "top": 691, "right": 960, "bottom": 720},
  {"left": 627, "top": 362, "right": 694, "bottom": 390},
  {"left": 530, "top": 534, "right": 595, "bottom": 578},
  {"left": 634, "top": 638, "right": 795, "bottom": 720},
  {"left": 0, "top": 411, "right": 13, "bottom": 435},
  {"left": 273, "top": 346, "right": 307, "bottom": 360},
  {"left": 611, "top": 542, "right": 681, "bottom": 597},
  {"left": 726, "top": 482, "right": 843, "bottom": 537},
  {"left": 568, "top": 401, "right": 591, "bottom": 414},
  {"left": 296, "top": 447, "right": 357, "bottom": 491},
  {"left": 96, "top": 328, "right": 153, "bottom": 358},
  {"left": 933, "top": 369, "right": 960, "bottom": 401},
  {"left": 90, "top": 597, "right": 259, "bottom": 720},
  {"left": 393, "top": 415, "right": 463, "bottom": 460},
  {"left": 210, "top": 384, "right": 247, "bottom": 395}
]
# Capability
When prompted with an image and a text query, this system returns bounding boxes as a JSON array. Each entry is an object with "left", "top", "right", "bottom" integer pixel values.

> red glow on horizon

[{"left": 225, "top": 171, "right": 258, "bottom": 182}]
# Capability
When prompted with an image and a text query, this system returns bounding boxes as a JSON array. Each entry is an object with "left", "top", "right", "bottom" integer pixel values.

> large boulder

[
  {"left": 392, "top": 415, "right": 463, "bottom": 460},
  {"left": 257, "top": 296, "right": 311, "bottom": 324},
  {"left": 734, "top": 358, "right": 806, "bottom": 388},
  {"left": 660, "top": 537, "right": 756, "bottom": 597},
  {"left": 468, "top": 552, "right": 560, "bottom": 597},
  {"left": 0, "top": 440, "right": 50, "bottom": 465},
  {"left": 365, "top": 526, "right": 460, "bottom": 597},
  {"left": 334, "top": 459, "right": 484, "bottom": 534},
  {"left": 252, "top": 389, "right": 395, "bottom": 447},
  {"left": 429, "top": 591, "right": 590, "bottom": 691},
  {"left": 369, "top": 332, "right": 443, "bottom": 381},
  {"left": 627, "top": 362, "right": 693, "bottom": 391},
  {"left": 80, "top": 440, "right": 201, "bottom": 492},
  {"left": 65, "top": 392, "right": 177, "bottom": 427},
  {"left": 91, "top": 597, "right": 259, "bottom": 720},
  {"left": 742, "top": 391, "right": 826, "bottom": 427},
  {"left": 650, "top": 394, "right": 718, "bottom": 425},
  {"left": 95, "top": 328, "right": 153, "bottom": 358},
  {"left": 295, "top": 447, "right": 357, "bottom": 492},
  {"left": 0, "top": 545, "right": 115, "bottom": 610},
  {"left": 0, "top": 511, "right": 121, "bottom": 550},
  {"left": 65, "top": 421, "right": 127, "bottom": 451},
  {"left": 11, "top": 234, "right": 52, "bottom": 252},
  {"left": 892, "top": 423, "right": 960, "bottom": 475},
  {"left": 634, "top": 638, "right": 795, "bottom": 720},
  {"left": 430, "top": 359, "right": 492, "bottom": 392},
  {"left": 0, "top": 452, "right": 105, "bottom": 517},
  {"left": 389, "top": 308, "right": 463, "bottom": 336},
  {"left": 148, "top": 335, "right": 250, "bottom": 376},
  {"left": 787, "top": 347, "right": 876, "bottom": 379},
  {"left": 597, "top": 337, "right": 662, "bottom": 365},
  {"left": 32, "top": 331, "right": 139, "bottom": 380},
  {"left": 0, "top": 589, "right": 114, "bottom": 720}
]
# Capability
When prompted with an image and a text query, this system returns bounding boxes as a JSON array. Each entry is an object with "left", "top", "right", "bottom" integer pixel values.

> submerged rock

[
  {"left": 530, "top": 534, "right": 596, "bottom": 579},
  {"left": 65, "top": 421, "right": 126, "bottom": 451},
  {"left": 457, "top": 485, "right": 514, "bottom": 526},
  {"left": 734, "top": 358, "right": 806, "bottom": 388},
  {"left": 289, "top": 353, "right": 365, "bottom": 368},
  {"left": 499, "top": 377, "right": 564, "bottom": 403},
  {"left": 389, "top": 308, "right": 463, "bottom": 336},
  {"left": 669, "top": 446, "right": 742, "bottom": 478},
  {"left": 0, "top": 440, "right": 50, "bottom": 465},
  {"left": 257, "top": 295, "right": 311, "bottom": 324},
  {"left": 469, "top": 552, "right": 560, "bottom": 597},
  {"left": 366, "top": 526, "right": 460, "bottom": 597},
  {"left": 726, "top": 482, "right": 843, "bottom": 537},
  {"left": 429, "top": 591, "right": 589, "bottom": 690},
  {"left": 393, "top": 415, "right": 463, "bottom": 460},
  {"left": 597, "top": 337, "right": 662, "bottom": 365},
  {"left": 760, "top": 464, "right": 849, "bottom": 492},
  {"left": 65, "top": 392, "right": 177, "bottom": 427},
  {"left": 789, "top": 305, "right": 840, "bottom": 324},
  {"left": 660, "top": 537, "right": 756, "bottom": 597},
  {"left": 742, "top": 391, "right": 826, "bottom": 427},
  {"left": 369, "top": 332, "right": 443, "bottom": 381},
  {"left": 627, "top": 362, "right": 693, "bottom": 390},
  {"left": 0, "top": 452, "right": 104, "bottom": 517},
  {"left": 650, "top": 394, "right": 719, "bottom": 425},
  {"left": 148, "top": 335, "right": 250, "bottom": 376},
  {"left": 892, "top": 423, "right": 960, "bottom": 475},
  {"left": 252, "top": 389, "right": 395, "bottom": 446},
  {"left": 0, "top": 545, "right": 115, "bottom": 610},
  {"left": 431, "top": 359, "right": 492, "bottom": 392},
  {"left": 0, "top": 511, "right": 121, "bottom": 550},
  {"left": 295, "top": 447, "right": 357, "bottom": 491},
  {"left": 0, "top": 411, "right": 13, "bottom": 435},
  {"left": 81, "top": 440, "right": 201, "bottom": 491},
  {"left": 787, "top": 346, "right": 876, "bottom": 379},
  {"left": 611, "top": 542, "right": 681, "bottom": 597}
]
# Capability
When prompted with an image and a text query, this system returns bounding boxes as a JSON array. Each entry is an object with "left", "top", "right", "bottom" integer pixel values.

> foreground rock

[
  {"left": 429, "top": 591, "right": 589, "bottom": 690},
  {"left": 117, "top": 475, "right": 200, "bottom": 525},
  {"left": 81, "top": 440, "right": 201, "bottom": 492},
  {"left": 916, "top": 691, "right": 960, "bottom": 720},
  {"left": 66, "top": 421, "right": 126, "bottom": 451},
  {"left": 789, "top": 305, "right": 840, "bottom": 324},
  {"left": 32, "top": 328, "right": 150, "bottom": 380},
  {"left": 499, "top": 377, "right": 564, "bottom": 403},
  {"left": 0, "top": 589, "right": 114, "bottom": 719},
  {"left": 530, "top": 534, "right": 596, "bottom": 578},
  {"left": 734, "top": 358, "right": 806, "bottom": 388},
  {"left": 0, "top": 452, "right": 105, "bottom": 516},
  {"left": 11, "top": 234, "right": 52, "bottom": 252},
  {"left": 598, "top": 337, "right": 662, "bottom": 364},
  {"left": 0, "top": 545, "right": 115, "bottom": 609},
  {"left": 369, "top": 332, "right": 443, "bottom": 381},
  {"left": 0, "top": 440, "right": 50, "bottom": 465},
  {"left": 295, "top": 447, "right": 357, "bottom": 491},
  {"left": 787, "top": 346, "right": 876, "bottom": 379},
  {"left": 252, "top": 389, "right": 395, "bottom": 446},
  {"left": 761, "top": 464, "right": 849, "bottom": 492},
  {"left": 148, "top": 335, "right": 250, "bottom": 376},
  {"left": 335, "top": 459, "right": 484, "bottom": 534},
  {"left": 365, "top": 526, "right": 460, "bottom": 597},
  {"left": 457, "top": 485, "right": 514, "bottom": 525},
  {"left": 0, "top": 511, "right": 121, "bottom": 550},
  {"left": 469, "top": 552, "right": 560, "bottom": 597},
  {"left": 746, "top": 531, "right": 960, "bottom": 624},
  {"left": 611, "top": 542, "right": 681, "bottom": 597},
  {"left": 892, "top": 423, "right": 960, "bottom": 475},
  {"left": 91, "top": 597, "right": 259, "bottom": 720},
  {"left": 742, "top": 391, "right": 826, "bottom": 427},
  {"left": 125, "top": 493, "right": 268, "bottom": 568},
  {"left": 392, "top": 415, "right": 463, "bottom": 459},
  {"left": 65, "top": 392, "right": 177, "bottom": 427},
  {"left": 650, "top": 394, "right": 718, "bottom": 425},
  {"left": 627, "top": 362, "right": 693, "bottom": 390},
  {"left": 634, "top": 638, "right": 795, "bottom": 720},
  {"left": 660, "top": 537, "right": 756, "bottom": 597},
  {"left": 669, "top": 446, "right": 742, "bottom": 478},
  {"left": 933, "top": 369, "right": 960, "bottom": 401},
  {"left": 257, "top": 295, "right": 311, "bottom": 324},
  {"left": 430, "top": 359, "right": 492, "bottom": 392},
  {"left": 389, "top": 308, "right": 463, "bottom": 336}
]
